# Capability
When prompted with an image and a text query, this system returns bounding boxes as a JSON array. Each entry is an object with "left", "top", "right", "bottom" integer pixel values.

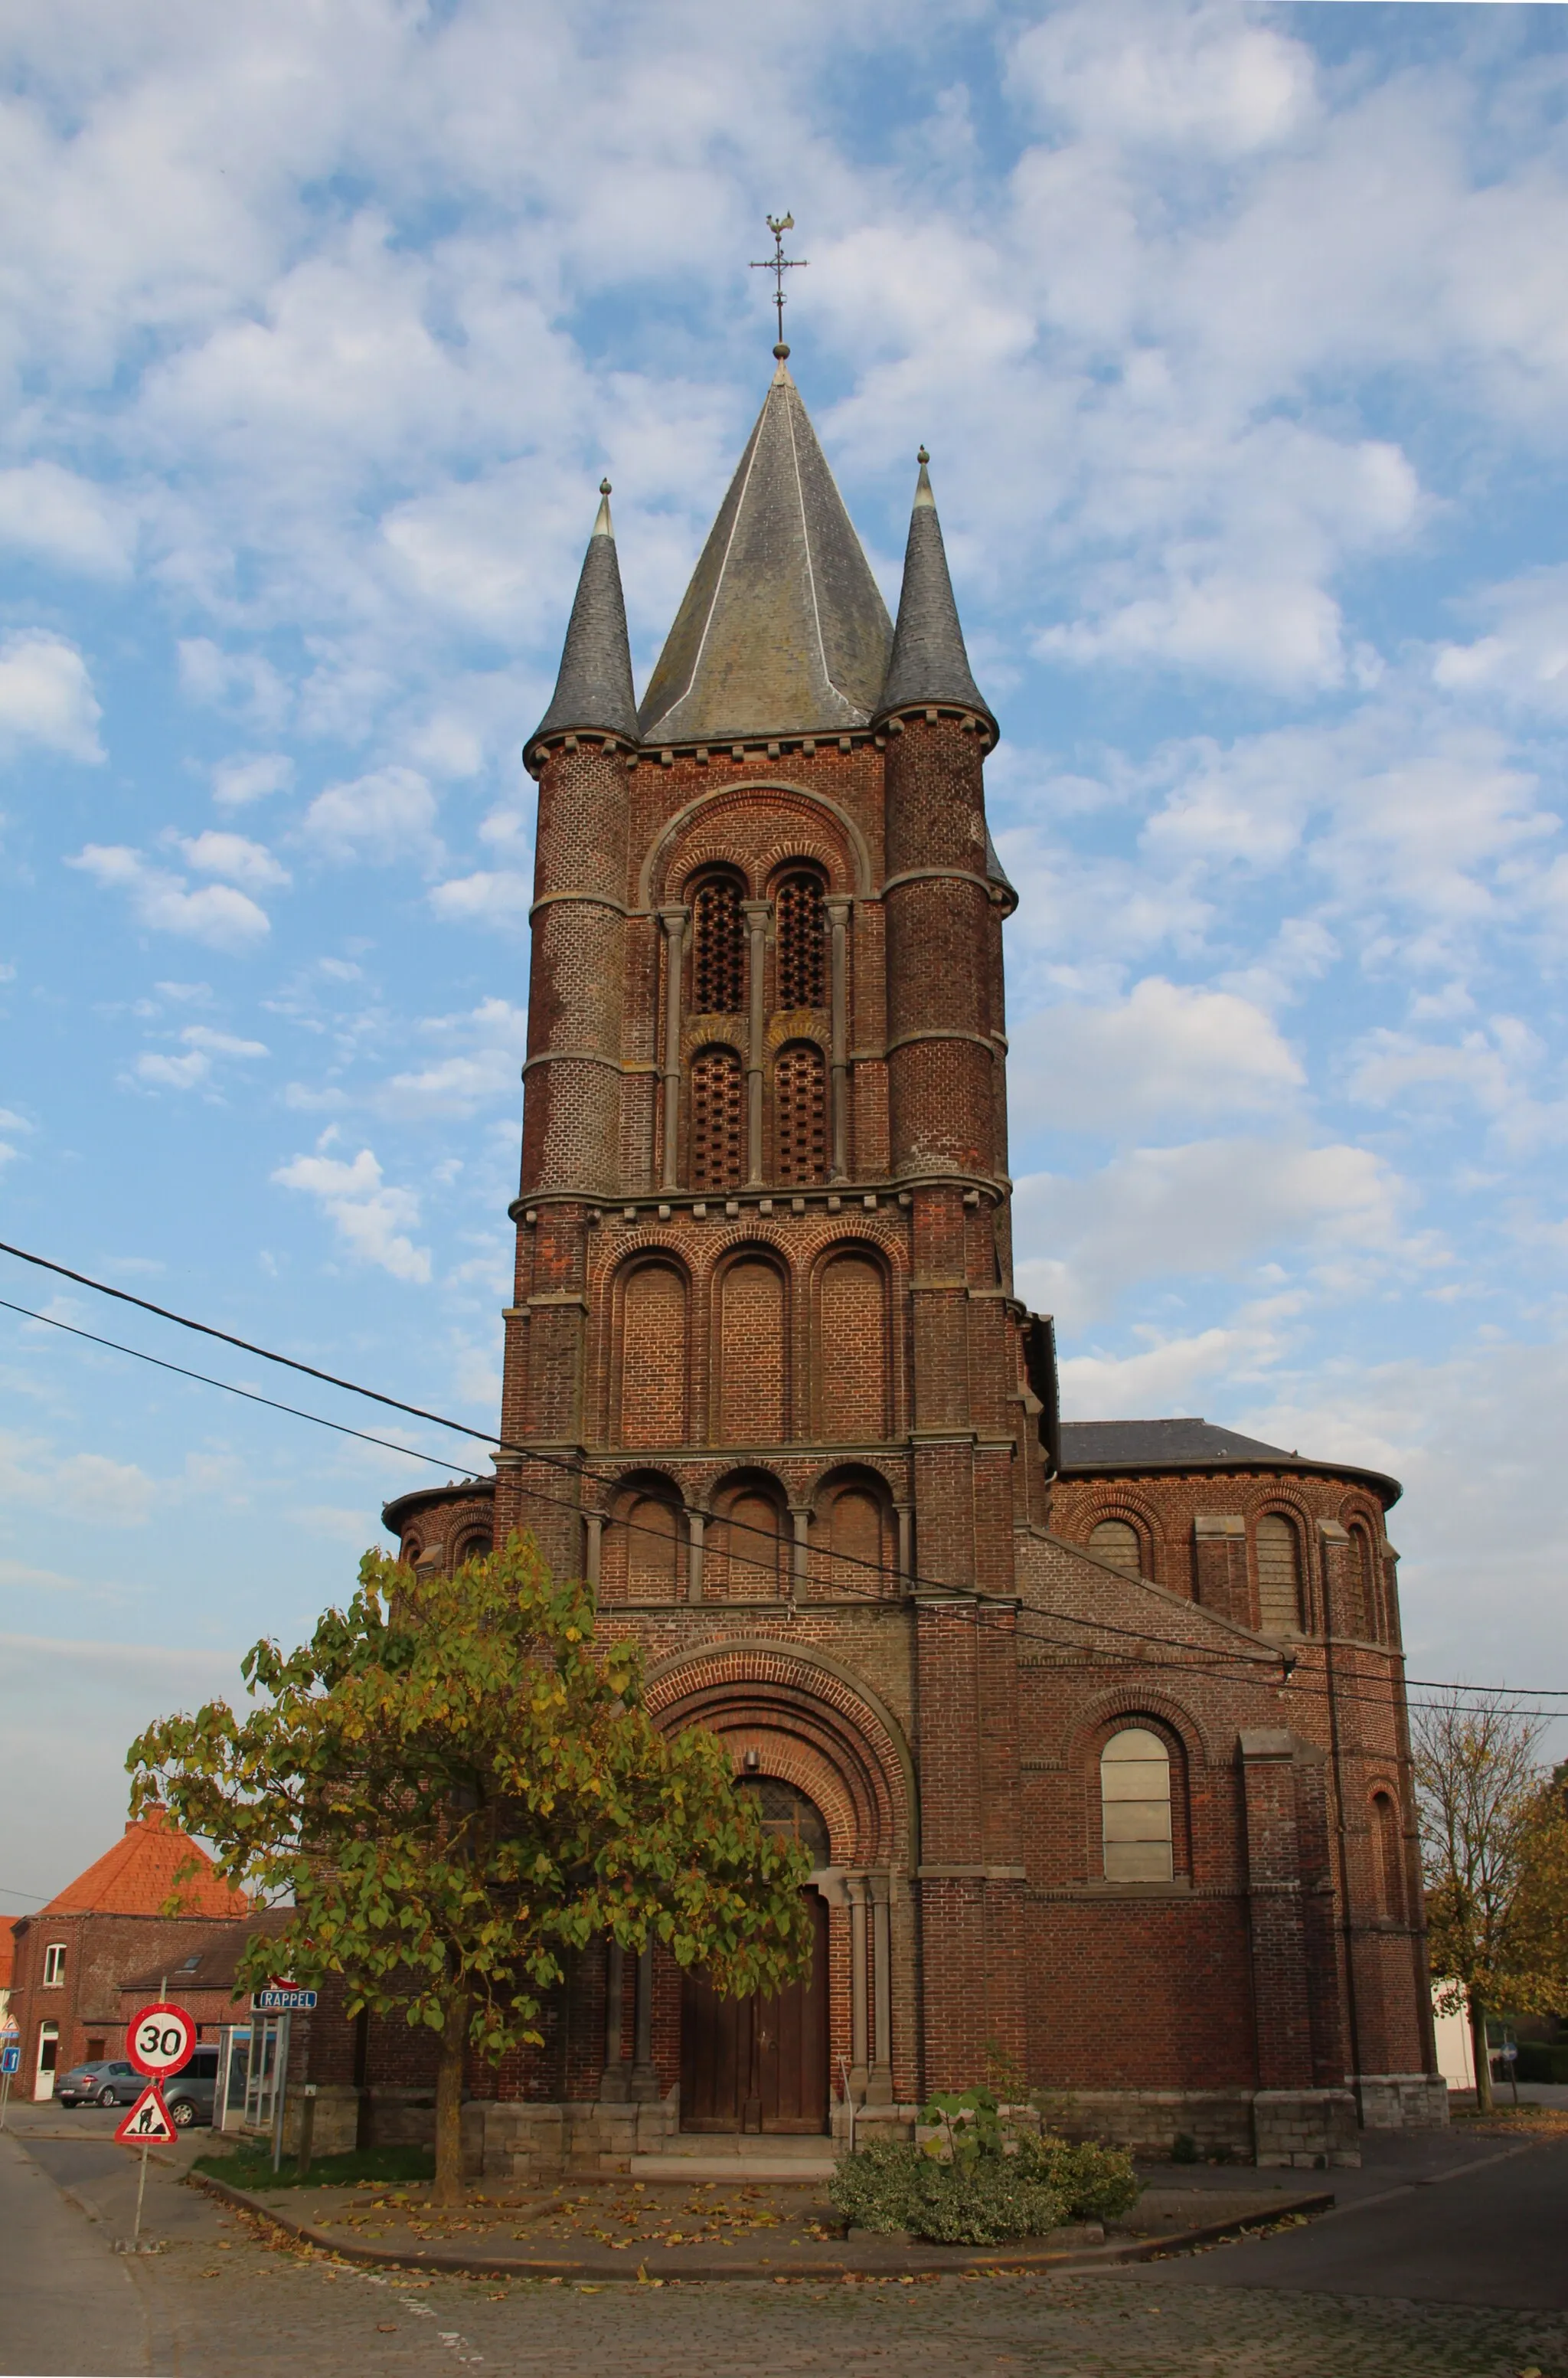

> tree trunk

[
  {"left": 432, "top": 1984, "right": 470, "bottom": 2206},
  {"left": 1468, "top": 1994, "right": 1494, "bottom": 2113}
]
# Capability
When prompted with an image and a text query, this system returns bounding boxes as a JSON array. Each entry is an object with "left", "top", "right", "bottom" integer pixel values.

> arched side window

[
  {"left": 1351, "top": 1521, "right": 1379, "bottom": 1640},
  {"left": 709, "top": 1479, "right": 785, "bottom": 1599},
  {"left": 452, "top": 1533, "right": 491, "bottom": 1571},
  {"left": 400, "top": 1535, "right": 421, "bottom": 1567},
  {"left": 1255, "top": 1513, "right": 1303, "bottom": 1634},
  {"left": 737, "top": 1777, "right": 830, "bottom": 1865},
  {"left": 1101, "top": 1727, "right": 1174, "bottom": 1882},
  {"left": 775, "top": 1041, "right": 827, "bottom": 1185},
  {"left": 1371, "top": 1789, "right": 1405, "bottom": 1922},
  {"left": 776, "top": 871, "right": 826, "bottom": 1009},
  {"left": 1088, "top": 1517, "right": 1142, "bottom": 1576},
  {"left": 618, "top": 1261, "right": 688, "bottom": 1447},
  {"left": 691, "top": 874, "right": 746, "bottom": 1014},
  {"left": 818, "top": 1252, "right": 889, "bottom": 1441},
  {"left": 691, "top": 1045, "right": 744, "bottom": 1192}
]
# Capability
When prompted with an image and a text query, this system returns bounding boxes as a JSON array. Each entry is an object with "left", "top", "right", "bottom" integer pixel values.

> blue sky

[{"left": 4, "top": 0, "right": 1567, "bottom": 1894}]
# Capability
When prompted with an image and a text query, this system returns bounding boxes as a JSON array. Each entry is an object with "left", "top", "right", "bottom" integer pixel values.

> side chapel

[{"left": 381, "top": 347, "right": 1446, "bottom": 2175}]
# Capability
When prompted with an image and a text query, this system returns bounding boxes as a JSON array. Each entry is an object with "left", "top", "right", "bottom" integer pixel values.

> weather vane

[{"left": 751, "top": 212, "right": 807, "bottom": 358}]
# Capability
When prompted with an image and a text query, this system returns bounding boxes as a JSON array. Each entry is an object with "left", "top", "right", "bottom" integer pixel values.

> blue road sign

[
  {"left": 1, "top": 2046, "right": 19, "bottom": 2075},
  {"left": 250, "top": 1987, "right": 317, "bottom": 2012}
]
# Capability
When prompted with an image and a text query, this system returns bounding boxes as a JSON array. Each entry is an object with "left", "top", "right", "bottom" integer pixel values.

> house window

[
  {"left": 1088, "top": 1517, "right": 1142, "bottom": 1575},
  {"left": 691, "top": 875, "right": 746, "bottom": 1014},
  {"left": 1255, "top": 1514, "right": 1303, "bottom": 1634},
  {"left": 776, "top": 872, "right": 825, "bottom": 1009},
  {"left": 1101, "top": 1728, "right": 1174, "bottom": 1882},
  {"left": 42, "top": 1942, "right": 66, "bottom": 1988}
]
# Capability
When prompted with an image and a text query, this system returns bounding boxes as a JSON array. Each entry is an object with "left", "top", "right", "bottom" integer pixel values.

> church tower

[
  {"left": 384, "top": 335, "right": 1439, "bottom": 2170},
  {"left": 494, "top": 353, "right": 1040, "bottom": 2116}
]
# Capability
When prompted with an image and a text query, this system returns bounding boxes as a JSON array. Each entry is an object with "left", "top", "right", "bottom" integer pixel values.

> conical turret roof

[
  {"left": 639, "top": 361, "right": 893, "bottom": 745},
  {"left": 877, "top": 452, "right": 994, "bottom": 731},
  {"left": 528, "top": 483, "right": 639, "bottom": 753}
]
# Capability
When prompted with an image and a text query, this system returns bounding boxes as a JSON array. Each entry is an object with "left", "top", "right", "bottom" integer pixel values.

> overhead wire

[{"left": 2, "top": 1240, "right": 1564, "bottom": 1719}]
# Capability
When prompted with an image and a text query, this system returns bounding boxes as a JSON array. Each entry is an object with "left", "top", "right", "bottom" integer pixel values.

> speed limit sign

[{"left": 126, "top": 2001, "right": 194, "bottom": 2079}]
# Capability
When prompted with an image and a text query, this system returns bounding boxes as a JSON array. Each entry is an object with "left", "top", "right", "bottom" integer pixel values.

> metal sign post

[
  {"left": 271, "top": 2012, "right": 292, "bottom": 2174},
  {"left": 0, "top": 2037, "right": 18, "bottom": 2130},
  {"left": 120, "top": 1989, "right": 193, "bottom": 2251}
]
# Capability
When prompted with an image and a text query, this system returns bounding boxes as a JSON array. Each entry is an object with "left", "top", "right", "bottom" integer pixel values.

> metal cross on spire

[{"left": 750, "top": 212, "right": 807, "bottom": 359}]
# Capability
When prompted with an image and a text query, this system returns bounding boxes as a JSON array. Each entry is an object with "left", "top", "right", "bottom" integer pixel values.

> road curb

[{"left": 191, "top": 2173, "right": 1334, "bottom": 2285}]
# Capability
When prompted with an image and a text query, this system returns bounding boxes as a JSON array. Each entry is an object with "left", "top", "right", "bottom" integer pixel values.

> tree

[
  {"left": 128, "top": 1536, "right": 814, "bottom": 2201},
  {"left": 1413, "top": 1691, "right": 1568, "bottom": 2111}
]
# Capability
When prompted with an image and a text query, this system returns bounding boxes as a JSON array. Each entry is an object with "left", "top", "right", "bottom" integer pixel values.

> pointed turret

[
  {"left": 527, "top": 482, "right": 639, "bottom": 757},
  {"left": 877, "top": 450, "right": 995, "bottom": 734},
  {"left": 639, "top": 360, "right": 892, "bottom": 744}
]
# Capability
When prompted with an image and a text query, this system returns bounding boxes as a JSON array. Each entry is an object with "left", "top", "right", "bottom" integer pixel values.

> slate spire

[
  {"left": 638, "top": 360, "right": 893, "bottom": 745},
  {"left": 877, "top": 449, "right": 995, "bottom": 734},
  {"left": 528, "top": 480, "right": 639, "bottom": 753}
]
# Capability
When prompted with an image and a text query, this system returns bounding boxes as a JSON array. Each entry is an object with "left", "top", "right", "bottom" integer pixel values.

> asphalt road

[
  {"left": 2, "top": 2121, "right": 1566, "bottom": 2376},
  {"left": 1143, "top": 2132, "right": 1568, "bottom": 2309}
]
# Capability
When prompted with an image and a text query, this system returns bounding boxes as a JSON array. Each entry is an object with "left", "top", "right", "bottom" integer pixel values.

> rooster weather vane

[{"left": 751, "top": 212, "right": 807, "bottom": 358}]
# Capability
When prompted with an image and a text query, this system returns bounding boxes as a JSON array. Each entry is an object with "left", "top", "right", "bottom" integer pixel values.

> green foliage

[
  {"left": 193, "top": 2142, "right": 434, "bottom": 2192},
  {"left": 129, "top": 1536, "right": 814, "bottom": 2077},
  {"left": 829, "top": 2105, "right": 1138, "bottom": 2247}
]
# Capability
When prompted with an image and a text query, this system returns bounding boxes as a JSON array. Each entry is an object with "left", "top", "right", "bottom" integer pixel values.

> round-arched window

[
  {"left": 1101, "top": 1726, "right": 1174, "bottom": 1882},
  {"left": 1088, "top": 1517, "right": 1142, "bottom": 1575}
]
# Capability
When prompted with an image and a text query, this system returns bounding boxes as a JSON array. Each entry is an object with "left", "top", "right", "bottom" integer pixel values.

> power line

[
  {"left": 3, "top": 1240, "right": 1564, "bottom": 1716},
  {"left": 0, "top": 1297, "right": 485, "bottom": 1480}
]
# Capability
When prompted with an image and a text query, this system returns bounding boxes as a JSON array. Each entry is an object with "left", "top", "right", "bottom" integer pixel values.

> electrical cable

[{"left": 3, "top": 1241, "right": 1564, "bottom": 1718}]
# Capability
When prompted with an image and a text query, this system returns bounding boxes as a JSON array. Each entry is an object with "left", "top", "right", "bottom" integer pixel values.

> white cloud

[
  {"left": 212, "top": 751, "right": 294, "bottom": 808},
  {"left": 67, "top": 843, "right": 270, "bottom": 950},
  {"left": 301, "top": 765, "right": 439, "bottom": 866},
  {"left": 0, "top": 630, "right": 103, "bottom": 761},
  {"left": 1011, "top": 1, "right": 1317, "bottom": 156},
  {"left": 1010, "top": 976, "right": 1302, "bottom": 1139},
  {"left": 0, "top": 463, "right": 133, "bottom": 577},
  {"left": 1432, "top": 566, "right": 1568, "bottom": 715},
  {"left": 133, "top": 1021, "right": 268, "bottom": 1092},
  {"left": 378, "top": 997, "right": 527, "bottom": 1119},
  {"left": 428, "top": 868, "right": 532, "bottom": 927},
  {"left": 1015, "top": 1134, "right": 1413, "bottom": 1329},
  {"left": 272, "top": 1143, "right": 430, "bottom": 1283},
  {"left": 0, "top": 1428, "right": 155, "bottom": 1528},
  {"left": 1060, "top": 1320, "right": 1288, "bottom": 1421},
  {"left": 178, "top": 639, "right": 289, "bottom": 730},
  {"left": 173, "top": 829, "right": 289, "bottom": 891}
]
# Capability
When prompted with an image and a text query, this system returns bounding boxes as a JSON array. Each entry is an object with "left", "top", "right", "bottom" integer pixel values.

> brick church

[{"left": 382, "top": 350, "right": 1444, "bottom": 2176}]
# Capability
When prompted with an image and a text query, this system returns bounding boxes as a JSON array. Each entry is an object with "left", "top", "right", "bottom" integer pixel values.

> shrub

[{"left": 828, "top": 2090, "right": 1138, "bottom": 2247}]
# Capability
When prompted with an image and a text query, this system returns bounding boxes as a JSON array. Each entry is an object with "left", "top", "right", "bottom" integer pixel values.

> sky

[{"left": 3, "top": 0, "right": 1567, "bottom": 1897}]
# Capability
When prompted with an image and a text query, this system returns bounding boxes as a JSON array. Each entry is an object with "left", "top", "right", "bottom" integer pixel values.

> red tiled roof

[{"left": 41, "top": 1808, "right": 250, "bottom": 1920}]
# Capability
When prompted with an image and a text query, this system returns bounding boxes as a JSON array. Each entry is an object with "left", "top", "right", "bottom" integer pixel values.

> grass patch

[{"left": 194, "top": 2141, "right": 434, "bottom": 2192}]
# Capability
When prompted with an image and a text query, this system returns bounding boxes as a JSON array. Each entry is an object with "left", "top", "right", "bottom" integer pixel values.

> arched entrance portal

[{"left": 681, "top": 1781, "right": 830, "bottom": 2134}]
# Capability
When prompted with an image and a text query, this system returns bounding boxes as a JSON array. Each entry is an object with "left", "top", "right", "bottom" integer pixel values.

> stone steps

[{"left": 626, "top": 2151, "right": 838, "bottom": 2183}]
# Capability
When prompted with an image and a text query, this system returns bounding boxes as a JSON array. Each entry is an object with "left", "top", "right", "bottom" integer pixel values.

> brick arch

[
  {"left": 640, "top": 782, "right": 872, "bottom": 907},
  {"left": 809, "top": 1240, "right": 894, "bottom": 1444},
  {"left": 601, "top": 1468, "right": 687, "bottom": 1605},
  {"left": 809, "top": 1462, "right": 897, "bottom": 1601},
  {"left": 707, "top": 1465, "right": 789, "bottom": 1601},
  {"left": 645, "top": 1640, "right": 916, "bottom": 1870},
  {"left": 1080, "top": 1709, "right": 1193, "bottom": 1884},
  {"left": 1079, "top": 1493, "right": 1166, "bottom": 1584},
  {"left": 607, "top": 1250, "right": 692, "bottom": 1449},
  {"left": 710, "top": 1241, "right": 791, "bottom": 1444},
  {"left": 1055, "top": 1685, "right": 1222, "bottom": 1775},
  {"left": 1253, "top": 1497, "right": 1314, "bottom": 1631}
]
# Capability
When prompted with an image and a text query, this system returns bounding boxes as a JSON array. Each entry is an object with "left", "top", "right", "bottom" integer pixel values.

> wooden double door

[{"left": 680, "top": 1890, "right": 828, "bottom": 2134}]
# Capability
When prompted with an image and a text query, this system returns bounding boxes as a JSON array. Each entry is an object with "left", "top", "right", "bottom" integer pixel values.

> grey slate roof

[
  {"left": 876, "top": 453, "right": 995, "bottom": 731},
  {"left": 528, "top": 484, "right": 639, "bottom": 751},
  {"left": 1058, "top": 1417, "right": 1400, "bottom": 1506},
  {"left": 638, "top": 361, "right": 893, "bottom": 744}
]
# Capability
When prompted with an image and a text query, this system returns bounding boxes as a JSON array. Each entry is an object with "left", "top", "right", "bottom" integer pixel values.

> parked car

[
  {"left": 162, "top": 2046, "right": 220, "bottom": 2128},
  {"left": 55, "top": 2060, "right": 140, "bottom": 2108}
]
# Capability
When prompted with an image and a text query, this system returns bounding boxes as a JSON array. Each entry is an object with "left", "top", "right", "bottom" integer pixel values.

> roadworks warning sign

[{"left": 114, "top": 2083, "right": 177, "bottom": 2145}]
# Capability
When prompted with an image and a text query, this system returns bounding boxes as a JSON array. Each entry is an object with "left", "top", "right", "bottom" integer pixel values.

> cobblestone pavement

[{"left": 5, "top": 2130, "right": 1567, "bottom": 2378}]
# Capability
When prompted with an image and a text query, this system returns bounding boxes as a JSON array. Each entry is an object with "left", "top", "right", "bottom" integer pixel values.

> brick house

[
  {"left": 8, "top": 1808, "right": 250, "bottom": 2098},
  {"left": 338, "top": 354, "right": 1441, "bottom": 2178}
]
